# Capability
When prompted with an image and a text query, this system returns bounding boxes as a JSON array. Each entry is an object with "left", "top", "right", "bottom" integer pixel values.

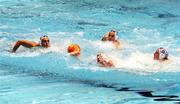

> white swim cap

[{"left": 159, "top": 48, "right": 168, "bottom": 60}]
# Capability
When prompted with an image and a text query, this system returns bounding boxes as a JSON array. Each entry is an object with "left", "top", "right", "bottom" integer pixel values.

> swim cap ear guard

[
  {"left": 159, "top": 48, "right": 168, "bottom": 60},
  {"left": 115, "top": 32, "right": 118, "bottom": 40}
]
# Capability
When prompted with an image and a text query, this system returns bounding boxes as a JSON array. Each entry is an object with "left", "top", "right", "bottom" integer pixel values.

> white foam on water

[
  {"left": 1, "top": 31, "right": 179, "bottom": 74},
  {"left": 68, "top": 39, "right": 180, "bottom": 74},
  {"left": 72, "top": 52, "right": 180, "bottom": 75},
  {"left": 6, "top": 45, "right": 63, "bottom": 57},
  {"left": 0, "top": 32, "right": 85, "bottom": 57},
  {"left": 177, "top": 48, "right": 180, "bottom": 52},
  {"left": 43, "top": 31, "right": 179, "bottom": 75}
]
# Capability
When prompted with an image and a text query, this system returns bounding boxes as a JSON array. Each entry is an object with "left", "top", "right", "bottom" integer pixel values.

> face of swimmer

[
  {"left": 40, "top": 36, "right": 50, "bottom": 48},
  {"left": 97, "top": 54, "right": 103, "bottom": 63},
  {"left": 108, "top": 31, "right": 116, "bottom": 41},
  {"left": 154, "top": 51, "right": 159, "bottom": 60},
  {"left": 154, "top": 48, "right": 168, "bottom": 60}
]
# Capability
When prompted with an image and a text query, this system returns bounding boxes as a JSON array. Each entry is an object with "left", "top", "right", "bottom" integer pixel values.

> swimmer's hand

[
  {"left": 113, "top": 40, "right": 121, "bottom": 49},
  {"left": 101, "top": 37, "right": 108, "bottom": 41},
  {"left": 69, "top": 51, "right": 80, "bottom": 56}
]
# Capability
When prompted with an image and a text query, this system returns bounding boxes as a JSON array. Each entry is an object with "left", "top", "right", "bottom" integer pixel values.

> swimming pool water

[{"left": 0, "top": 0, "right": 180, "bottom": 104}]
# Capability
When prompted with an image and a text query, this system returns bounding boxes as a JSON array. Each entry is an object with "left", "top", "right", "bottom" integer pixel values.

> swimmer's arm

[
  {"left": 101, "top": 59, "right": 114, "bottom": 67},
  {"left": 113, "top": 40, "right": 121, "bottom": 48},
  {"left": 107, "top": 60, "right": 114, "bottom": 67},
  {"left": 101, "top": 33, "right": 109, "bottom": 41},
  {"left": 12, "top": 40, "right": 40, "bottom": 52}
]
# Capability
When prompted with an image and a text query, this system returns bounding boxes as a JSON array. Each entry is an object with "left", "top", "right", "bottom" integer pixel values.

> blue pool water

[{"left": 0, "top": 0, "right": 180, "bottom": 104}]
